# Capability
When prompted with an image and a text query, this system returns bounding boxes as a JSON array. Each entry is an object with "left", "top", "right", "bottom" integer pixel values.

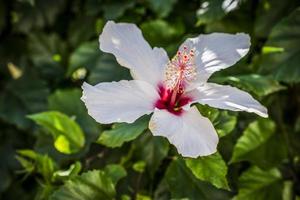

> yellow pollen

[{"left": 164, "top": 46, "right": 197, "bottom": 90}]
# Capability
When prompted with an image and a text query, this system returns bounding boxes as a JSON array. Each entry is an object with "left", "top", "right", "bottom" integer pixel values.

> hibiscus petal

[
  {"left": 149, "top": 106, "right": 218, "bottom": 158},
  {"left": 180, "top": 33, "right": 250, "bottom": 82},
  {"left": 81, "top": 80, "right": 159, "bottom": 124},
  {"left": 99, "top": 21, "right": 169, "bottom": 86},
  {"left": 189, "top": 83, "right": 268, "bottom": 118}
]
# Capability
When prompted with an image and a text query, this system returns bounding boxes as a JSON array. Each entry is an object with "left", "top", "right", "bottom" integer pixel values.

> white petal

[
  {"left": 99, "top": 21, "right": 169, "bottom": 86},
  {"left": 149, "top": 106, "right": 218, "bottom": 158},
  {"left": 180, "top": 33, "right": 250, "bottom": 82},
  {"left": 189, "top": 83, "right": 268, "bottom": 118},
  {"left": 81, "top": 80, "right": 159, "bottom": 124}
]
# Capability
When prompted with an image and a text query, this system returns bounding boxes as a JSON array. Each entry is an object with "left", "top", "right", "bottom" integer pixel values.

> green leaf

[
  {"left": 242, "top": 131, "right": 288, "bottom": 169},
  {"left": 247, "top": 133, "right": 288, "bottom": 169},
  {"left": 48, "top": 89, "right": 100, "bottom": 141},
  {"left": 28, "top": 32, "right": 66, "bottom": 79},
  {"left": 185, "top": 152, "right": 229, "bottom": 190},
  {"left": 196, "top": 0, "right": 240, "bottom": 26},
  {"left": 68, "top": 41, "right": 130, "bottom": 83},
  {"left": 283, "top": 181, "right": 293, "bottom": 200},
  {"left": 132, "top": 161, "right": 146, "bottom": 173},
  {"left": 197, "top": 104, "right": 237, "bottom": 137},
  {"left": 233, "top": 166, "right": 282, "bottom": 200},
  {"left": 88, "top": 52, "right": 131, "bottom": 84},
  {"left": 214, "top": 111, "right": 237, "bottom": 138},
  {"left": 16, "top": 150, "right": 57, "bottom": 182},
  {"left": 102, "top": 1, "right": 135, "bottom": 20},
  {"left": 213, "top": 74, "right": 285, "bottom": 97},
  {"left": 68, "top": 41, "right": 98, "bottom": 76},
  {"left": 259, "top": 7, "right": 300, "bottom": 83},
  {"left": 28, "top": 111, "right": 85, "bottom": 154},
  {"left": 146, "top": 0, "right": 177, "bottom": 18},
  {"left": 136, "top": 193, "right": 152, "bottom": 200},
  {"left": 53, "top": 162, "right": 82, "bottom": 181},
  {"left": 13, "top": 0, "right": 66, "bottom": 33},
  {"left": 262, "top": 46, "right": 285, "bottom": 54},
  {"left": 165, "top": 158, "right": 231, "bottom": 200},
  {"left": 35, "top": 183, "right": 56, "bottom": 200},
  {"left": 104, "top": 164, "right": 127, "bottom": 185},
  {"left": 0, "top": 74, "right": 49, "bottom": 129},
  {"left": 230, "top": 119, "right": 275, "bottom": 163},
  {"left": 254, "top": 0, "right": 298, "bottom": 38},
  {"left": 97, "top": 115, "right": 149, "bottom": 148},
  {"left": 140, "top": 19, "right": 185, "bottom": 48},
  {"left": 197, "top": 0, "right": 224, "bottom": 25},
  {"left": 15, "top": 155, "right": 35, "bottom": 173},
  {"left": 67, "top": 16, "right": 97, "bottom": 48},
  {"left": 49, "top": 170, "right": 116, "bottom": 200},
  {"left": 134, "top": 133, "right": 169, "bottom": 177}
]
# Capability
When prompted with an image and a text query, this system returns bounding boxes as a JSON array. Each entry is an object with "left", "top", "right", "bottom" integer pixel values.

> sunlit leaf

[
  {"left": 97, "top": 115, "right": 149, "bottom": 148},
  {"left": 28, "top": 111, "right": 85, "bottom": 154},
  {"left": 243, "top": 131, "right": 288, "bottom": 169},
  {"left": 104, "top": 164, "right": 127, "bottom": 185},
  {"left": 233, "top": 166, "right": 282, "bottom": 200},
  {"left": 165, "top": 158, "right": 231, "bottom": 200},
  {"left": 197, "top": 105, "right": 237, "bottom": 137},
  {"left": 230, "top": 119, "right": 275, "bottom": 163},
  {"left": 53, "top": 162, "right": 82, "bottom": 181},
  {"left": 185, "top": 152, "right": 229, "bottom": 190},
  {"left": 283, "top": 181, "right": 293, "bottom": 200},
  {"left": 49, "top": 170, "right": 116, "bottom": 200},
  {"left": 136, "top": 193, "right": 152, "bottom": 200},
  {"left": 16, "top": 150, "right": 57, "bottom": 182},
  {"left": 48, "top": 89, "right": 100, "bottom": 141},
  {"left": 262, "top": 46, "right": 285, "bottom": 54},
  {"left": 213, "top": 74, "right": 285, "bottom": 97},
  {"left": 132, "top": 161, "right": 146, "bottom": 173}
]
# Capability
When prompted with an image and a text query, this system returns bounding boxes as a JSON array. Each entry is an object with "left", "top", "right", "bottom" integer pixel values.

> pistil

[{"left": 155, "top": 46, "right": 197, "bottom": 115}]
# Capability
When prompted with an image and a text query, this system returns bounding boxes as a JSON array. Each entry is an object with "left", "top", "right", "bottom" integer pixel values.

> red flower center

[
  {"left": 154, "top": 46, "right": 196, "bottom": 115},
  {"left": 155, "top": 85, "right": 192, "bottom": 116}
]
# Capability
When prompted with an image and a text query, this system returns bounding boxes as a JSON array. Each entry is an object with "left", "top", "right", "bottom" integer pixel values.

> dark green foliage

[{"left": 0, "top": 0, "right": 300, "bottom": 199}]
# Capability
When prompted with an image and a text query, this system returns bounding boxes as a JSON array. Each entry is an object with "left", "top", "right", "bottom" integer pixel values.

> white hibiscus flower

[{"left": 81, "top": 21, "right": 268, "bottom": 158}]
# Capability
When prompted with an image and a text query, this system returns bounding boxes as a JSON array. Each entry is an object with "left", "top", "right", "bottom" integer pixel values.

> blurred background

[{"left": 0, "top": 0, "right": 300, "bottom": 199}]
